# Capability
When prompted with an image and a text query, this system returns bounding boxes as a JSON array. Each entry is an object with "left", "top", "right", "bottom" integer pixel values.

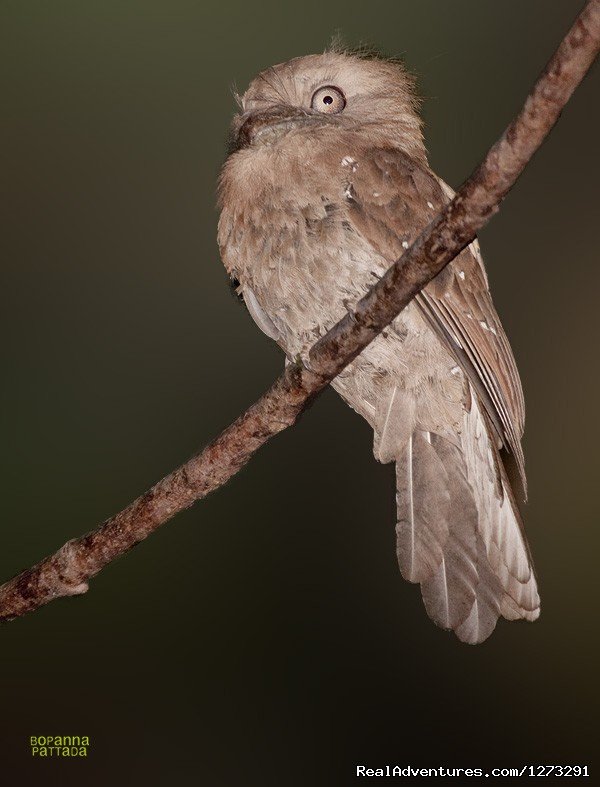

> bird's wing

[{"left": 344, "top": 147, "right": 526, "bottom": 494}]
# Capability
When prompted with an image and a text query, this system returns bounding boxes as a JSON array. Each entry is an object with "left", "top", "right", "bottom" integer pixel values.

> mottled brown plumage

[{"left": 217, "top": 51, "right": 540, "bottom": 643}]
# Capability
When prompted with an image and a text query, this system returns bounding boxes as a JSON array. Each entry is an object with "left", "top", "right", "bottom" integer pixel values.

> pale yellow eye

[{"left": 310, "top": 85, "right": 346, "bottom": 114}]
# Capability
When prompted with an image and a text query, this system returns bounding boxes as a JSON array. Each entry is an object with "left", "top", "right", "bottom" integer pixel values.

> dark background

[{"left": 1, "top": 1, "right": 598, "bottom": 783}]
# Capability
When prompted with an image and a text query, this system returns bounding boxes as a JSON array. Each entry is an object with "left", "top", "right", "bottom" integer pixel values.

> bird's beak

[{"left": 230, "top": 107, "right": 328, "bottom": 153}]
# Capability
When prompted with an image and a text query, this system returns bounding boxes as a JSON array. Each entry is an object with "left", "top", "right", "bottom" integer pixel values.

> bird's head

[{"left": 227, "top": 50, "right": 426, "bottom": 162}]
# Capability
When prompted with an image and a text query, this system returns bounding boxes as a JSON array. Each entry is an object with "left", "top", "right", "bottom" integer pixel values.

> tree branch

[{"left": 1, "top": 0, "right": 598, "bottom": 622}]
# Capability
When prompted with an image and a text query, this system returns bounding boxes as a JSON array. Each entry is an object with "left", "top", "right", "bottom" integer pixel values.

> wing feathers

[{"left": 346, "top": 153, "right": 527, "bottom": 498}]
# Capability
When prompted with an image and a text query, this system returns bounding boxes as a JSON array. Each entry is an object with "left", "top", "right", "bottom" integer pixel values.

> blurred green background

[{"left": 1, "top": 1, "right": 598, "bottom": 783}]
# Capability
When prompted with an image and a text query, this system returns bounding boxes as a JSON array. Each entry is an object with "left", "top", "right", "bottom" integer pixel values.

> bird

[{"left": 217, "top": 49, "right": 540, "bottom": 643}]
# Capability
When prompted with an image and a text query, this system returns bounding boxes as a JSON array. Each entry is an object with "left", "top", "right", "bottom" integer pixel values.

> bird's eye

[{"left": 311, "top": 85, "right": 346, "bottom": 114}]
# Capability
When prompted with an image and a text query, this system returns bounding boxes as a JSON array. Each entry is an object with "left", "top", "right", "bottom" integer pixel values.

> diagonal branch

[{"left": 1, "top": 0, "right": 599, "bottom": 622}]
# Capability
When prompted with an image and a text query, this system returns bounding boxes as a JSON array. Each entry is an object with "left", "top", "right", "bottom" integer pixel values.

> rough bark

[{"left": 1, "top": 0, "right": 598, "bottom": 622}]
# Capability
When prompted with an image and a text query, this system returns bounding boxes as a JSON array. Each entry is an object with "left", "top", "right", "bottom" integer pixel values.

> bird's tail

[{"left": 375, "top": 383, "right": 540, "bottom": 644}]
